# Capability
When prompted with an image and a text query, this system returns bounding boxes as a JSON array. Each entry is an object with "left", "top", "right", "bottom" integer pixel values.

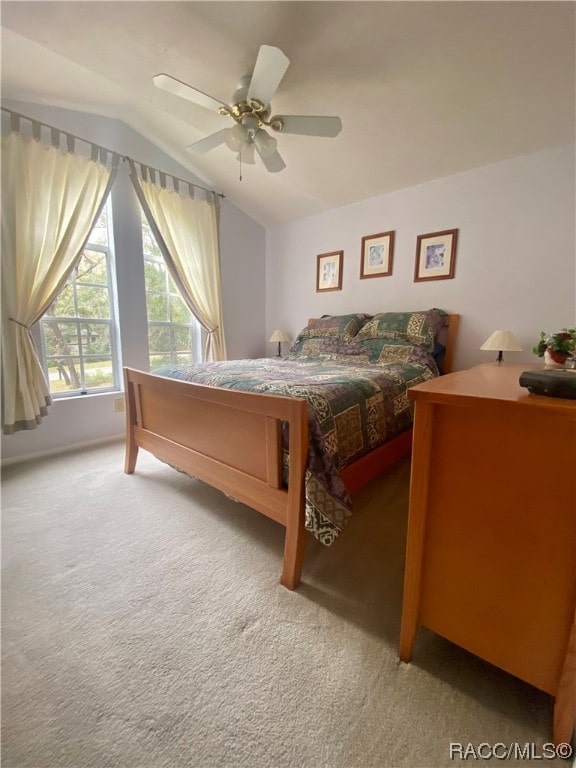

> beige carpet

[{"left": 1, "top": 442, "right": 568, "bottom": 768}]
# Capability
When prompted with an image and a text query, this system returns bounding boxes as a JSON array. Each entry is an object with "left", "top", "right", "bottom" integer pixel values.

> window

[
  {"left": 142, "top": 211, "right": 202, "bottom": 368},
  {"left": 40, "top": 202, "right": 120, "bottom": 396}
]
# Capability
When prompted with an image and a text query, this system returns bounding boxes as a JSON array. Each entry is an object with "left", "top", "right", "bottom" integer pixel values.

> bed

[{"left": 124, "top": 310, "right": 459, "bottom": 589}]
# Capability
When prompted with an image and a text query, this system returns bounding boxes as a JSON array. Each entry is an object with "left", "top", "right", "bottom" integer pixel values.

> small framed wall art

[
  {"left": 360, "top": 231, "right": 395, "bottom": 279},
  {"left": 414, "top": 228, "right": 458, "bottom": 282},
  {"left": 316, "top": 250, "right": 343, "bottom": 292}
]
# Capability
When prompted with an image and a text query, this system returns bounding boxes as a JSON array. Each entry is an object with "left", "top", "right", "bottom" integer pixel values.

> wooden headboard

[{"left": 441, "top": 314, "right": 459, "bottom": 374}]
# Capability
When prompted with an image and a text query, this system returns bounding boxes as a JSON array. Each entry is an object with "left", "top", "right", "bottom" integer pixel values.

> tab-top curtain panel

[
  {"left": 129, "top": 165, "right": 227, "bottom": 362},
  {"left": 1, "top": 131, "right": 118, "bottom": 434}
]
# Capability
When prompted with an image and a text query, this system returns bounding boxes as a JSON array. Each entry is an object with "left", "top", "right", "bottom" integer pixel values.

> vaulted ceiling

[{"left": 2, "top": 1, "right": 574, "bottom": 227}]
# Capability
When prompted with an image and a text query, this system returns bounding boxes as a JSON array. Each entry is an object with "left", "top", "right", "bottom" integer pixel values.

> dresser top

[{"left": 409, "top": 363, "right": 576, "bottom": 414}]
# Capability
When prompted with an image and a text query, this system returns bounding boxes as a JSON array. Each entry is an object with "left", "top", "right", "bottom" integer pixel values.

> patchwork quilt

[{"left": 155, "top": 354, "right": 437, "bottom": 545}]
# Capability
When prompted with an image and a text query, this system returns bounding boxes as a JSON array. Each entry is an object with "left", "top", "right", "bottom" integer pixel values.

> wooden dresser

[{"left": 399, "top": 363, "right": 575, "bottom": 744}]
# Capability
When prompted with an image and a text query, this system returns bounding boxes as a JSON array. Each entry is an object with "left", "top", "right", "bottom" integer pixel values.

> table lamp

[
  {"left": 480, "top": 330, "right": 523, "bottom": 363},
  {"left": 269, "top": 330, "right": 291, "bottom": 357}
]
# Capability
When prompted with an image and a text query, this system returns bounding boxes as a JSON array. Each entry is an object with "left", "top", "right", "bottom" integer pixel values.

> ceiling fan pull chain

[{"left": 239, "top": 145, "right": 243, "bottom": 182}]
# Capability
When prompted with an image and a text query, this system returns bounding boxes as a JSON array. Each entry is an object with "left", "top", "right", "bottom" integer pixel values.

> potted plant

[{"left": 532, "top": 328, "right": 576, "bottom": 366}]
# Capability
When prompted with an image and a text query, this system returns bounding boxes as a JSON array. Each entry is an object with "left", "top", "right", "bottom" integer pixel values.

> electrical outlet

[{"left": 114, "top": 398, "right": 125, "bottom": 413}]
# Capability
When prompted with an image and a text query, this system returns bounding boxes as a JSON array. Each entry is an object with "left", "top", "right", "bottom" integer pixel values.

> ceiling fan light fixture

[
  {"left": 254, "top": 129, "right": 278, "bottom": 158},
  {"left": 238, "top": 142, "right": 256, "bottom": 165},
  {"left": 224, "top": 123, "right": 248, "bottom": 152}
]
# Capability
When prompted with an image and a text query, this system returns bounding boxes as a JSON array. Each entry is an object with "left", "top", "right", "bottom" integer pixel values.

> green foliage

[
  {"left": 144, "top": 261, "right": 166, "bottom": 292},
  {"left": 42, "top": 241, "right": 114, "bottom": 393},
  {"left": 84, "top": 369, "right": 114, "bottom": 388},
  {"left": 170, "top": 295, "right": 190, "bottom": 324},
  {"left": 43, "top": 207, "right": 200, "bottom": 393},
  {"left": 532, "top": 328, "right": 576, "bottom": 357},
  {"left": 146, "top": 292, "right": 168, "bottom": 322},
  {"left": 142, "top": 211, "right": 197, "bottom": 365}
]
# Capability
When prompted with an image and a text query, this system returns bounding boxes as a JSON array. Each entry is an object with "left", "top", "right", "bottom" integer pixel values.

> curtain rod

[
  {"left": 124, "top": 157, "right": 224, "bottom": 199},
  {"left": 1, "top": 106, "right": 224, "bottom": 199}
]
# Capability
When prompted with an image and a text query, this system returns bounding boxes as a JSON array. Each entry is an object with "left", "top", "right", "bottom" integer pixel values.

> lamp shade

[
  {"left": 480, "top": 330, "right": 523, "bottom": 352},
  {"left": 269, "top": 330, "right": 291, "bottom": 343}
]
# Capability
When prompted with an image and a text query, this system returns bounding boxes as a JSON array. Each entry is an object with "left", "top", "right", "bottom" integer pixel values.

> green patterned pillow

[
  {"left": 296, "top": 314, "right": 370, "bottom": 340},
  {"left": 357, "top": 310, "right": 447, "bottom": 352}
]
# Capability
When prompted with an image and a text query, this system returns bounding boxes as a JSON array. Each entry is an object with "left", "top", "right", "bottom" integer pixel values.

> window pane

[
  {"left": 48, "top": 284, "right": 75, "bottom": 317},
  {"left": 76, "top": 251, "right": 108, "bottom": 284},
  {"left": 80, "top": 323, "right": 111, "bottom": 355},
  {"left": 46, "top": 357, "right": 83, "bottom": 393},
  {"left": 170, "top": 295, "right": 191, "bottom": 324},
  {"left": 172, "top": 325, "right": 193, "bottom": 352},
  {"left": 89, "top": 210, "right": 109, "bottom": 247},
  {"left": 150, "top": 354, "right": 172, "bottom": 369},
  {"left": 84, "top": 359, "right": 114, "bottom": 390},
  {"left": 146, "top": 293, "right": 168, "bottom": 322},
  {"left": 175, "top": 352, "right": 194, "bottom": 365},
  {"left": 142, "top": 214, "right": 162, "bottom": 258},
  {"left": 167, "top": 273, "right": 178, "bottom": 295},
  {"left": 148, "top": 324, "right": 171, "bottom": 354},
  {"left": 141, "top": 206, "right": 201, "bottom": 368},
  {"left": 43, "top": 320, "right": 79, "bottom": 356},
  {"left": 39, "top": 198, "right": 119, "bottom": 397},
  {"left": 77, "top": 286, "right": 110, "bottom": 319},
  {"left": 144, "top": 260, "right": 166, "bottom": 292}
]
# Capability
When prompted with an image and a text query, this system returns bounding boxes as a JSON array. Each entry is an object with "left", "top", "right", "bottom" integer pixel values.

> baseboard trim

[{"left": 1, "top": 434, "right": 124, "bottom": 467}]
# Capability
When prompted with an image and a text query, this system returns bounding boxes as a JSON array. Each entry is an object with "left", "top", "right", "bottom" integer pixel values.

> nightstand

[{"left": 399, "top": 363, "right": 575, "bottom": 745}]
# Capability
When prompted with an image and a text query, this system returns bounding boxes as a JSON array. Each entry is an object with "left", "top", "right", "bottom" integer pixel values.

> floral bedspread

[{"left": 154, "top": 355, "right": 437, "bottom": 545}]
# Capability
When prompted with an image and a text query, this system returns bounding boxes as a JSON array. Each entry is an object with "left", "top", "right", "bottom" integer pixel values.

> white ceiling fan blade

[
  {"left": 254, "top": 145, "right": 286, "bottom": 173},
  {"left": 153, "top": 73, "right": 229, "bottom": 113},
  {"left": 185, "top": 128, "right": 231, "bottom": 154},
  {"left": 247, "top": 45, "right": 290, "bottom": 107},
  {"left": 274, "top": 115, "right": 342, "bottom": 138}
]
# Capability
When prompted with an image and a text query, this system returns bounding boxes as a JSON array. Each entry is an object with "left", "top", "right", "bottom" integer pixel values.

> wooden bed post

[
  {"left": 443, "top": 314, "right": 459, "bottom": 375},
  {"left": 123, "top": 369, "right": 139, "bottom": 475},
  {"left": 281, "top": 399, "right": 309, "bottom": 590}
]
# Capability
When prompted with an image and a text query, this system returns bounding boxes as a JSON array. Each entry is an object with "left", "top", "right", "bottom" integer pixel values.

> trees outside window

[
  {"left": 38, "top": 204, "right": 203, "bottom": 396},
  {"left": 142, "top": 212, "right": 202, "bottom": 368},
  {"left": 40, "top": 203, "right": 119, "bottom": 395}
]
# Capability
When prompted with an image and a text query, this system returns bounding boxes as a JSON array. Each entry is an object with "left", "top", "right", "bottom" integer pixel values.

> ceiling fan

[{"left": 153, "top": 44, "right": 342, "bottom": 174}]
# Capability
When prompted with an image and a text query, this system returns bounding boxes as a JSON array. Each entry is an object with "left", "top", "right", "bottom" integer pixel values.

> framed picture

[
  {"left": 414, "top": 229, "right": 458, "bottom": 282},
  {"left": 316, "top": 250, "right": 343, "bottom": 292},
  {"left": 360, "top": 231, "right": 395, "bottom": 279}
]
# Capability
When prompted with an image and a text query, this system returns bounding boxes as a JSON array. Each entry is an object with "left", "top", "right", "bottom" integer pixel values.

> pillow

[
  {"left": 294, "top": 313, "right": 371, "bottom": 341},
  {"left": 290, "top": 335, "right": 370, "bottom": 362},
  {"left": 356, "top": 309, "right": 447, "bottom": 352},
  {"left": 351, "top": 337, "right": 439, "bottom": 373}
]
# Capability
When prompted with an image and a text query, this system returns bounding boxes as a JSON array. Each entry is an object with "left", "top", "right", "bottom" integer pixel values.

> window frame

[
  {"left": 141, "top": 212, "right": 203, "bottom": 368},
  {"left": 38, "top": 201, "right": 121, "bottom": 398}
]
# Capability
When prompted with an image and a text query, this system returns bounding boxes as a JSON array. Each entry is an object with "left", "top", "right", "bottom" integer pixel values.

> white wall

[
  {"left": 1, "top": 101, "right": 266, "bottom": 463},
  {"left": 266, "top": 145, "right": 576, "bottom": 372},
  {"left": 3, "top": 101, "right": 574, "bottom": 465}
]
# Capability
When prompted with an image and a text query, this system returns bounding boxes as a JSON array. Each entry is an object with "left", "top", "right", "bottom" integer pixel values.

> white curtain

[
  {"left": 129, "top": 163, "right": 226, "bottom": 362},
  {"left": 1, "top": 131, "right": 118, "bottom": 434}
]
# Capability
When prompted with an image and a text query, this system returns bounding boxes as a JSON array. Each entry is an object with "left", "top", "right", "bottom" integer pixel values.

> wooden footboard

[{"left": 124, "top": 367, "right": 309, "bottom": 589}]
